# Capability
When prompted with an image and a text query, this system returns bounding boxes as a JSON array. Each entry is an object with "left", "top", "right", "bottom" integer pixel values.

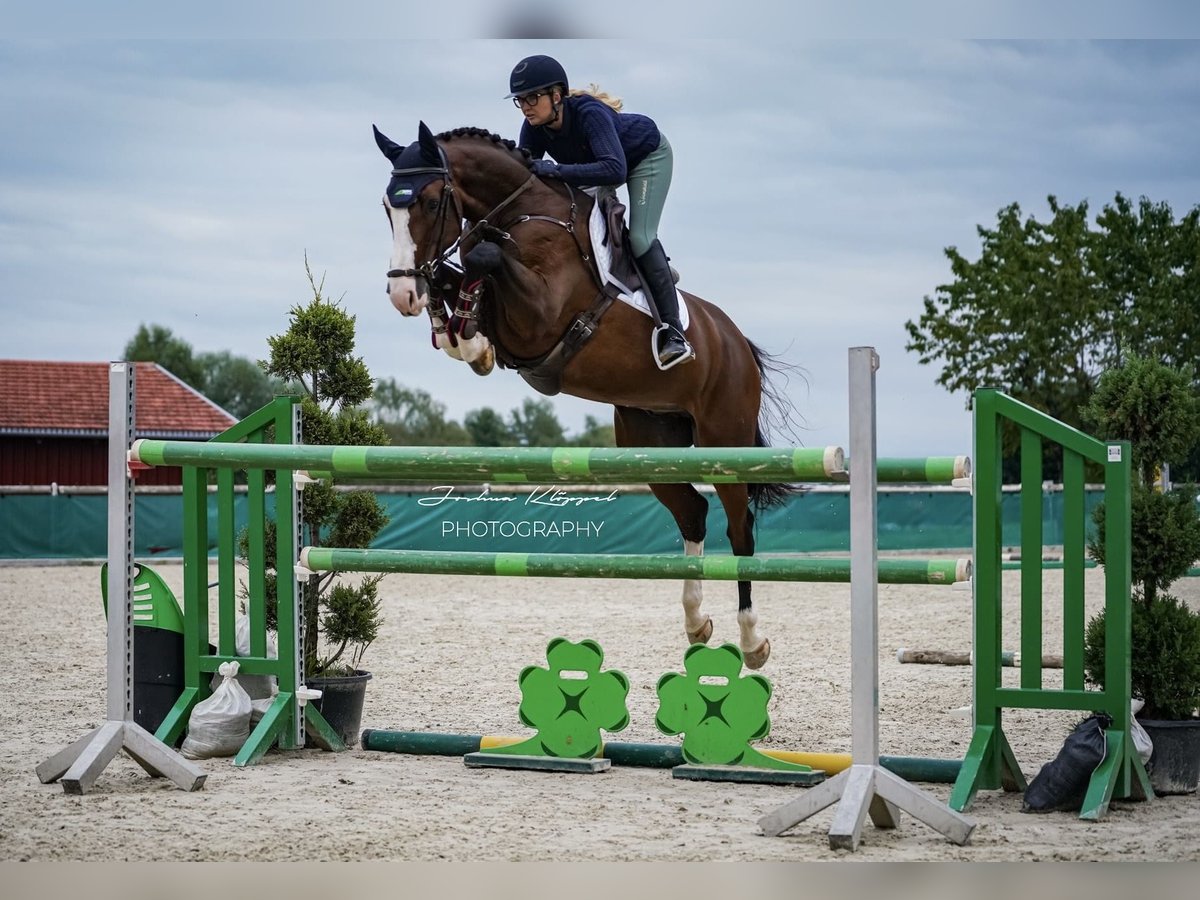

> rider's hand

[{"left": 530, "top": 159, "right": 561, "bottom": 179}]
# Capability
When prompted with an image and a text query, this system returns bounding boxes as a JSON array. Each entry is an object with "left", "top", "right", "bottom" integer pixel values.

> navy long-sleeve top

[{"left": 518, "top": 93, "right": 661, "bottom": 187}]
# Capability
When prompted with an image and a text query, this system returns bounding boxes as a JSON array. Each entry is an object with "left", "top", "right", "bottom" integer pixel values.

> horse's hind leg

[
  {"left": 649, "top": 483, "right": 712, "bottom": 644},
  {"left": 712, "top": 482, "right": 769, "bottom": 669},
  {"left": 614, "top": 407, "right": 713, "bottom": 647}
]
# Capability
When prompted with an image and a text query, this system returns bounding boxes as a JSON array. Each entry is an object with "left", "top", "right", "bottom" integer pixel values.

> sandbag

[
  {"left": 1022, "top": 713, "right": 1111, "bottom": 813},
  {"left": 1131, "top": 699, "right": 1154, "bottom": 765},
  {"left": 207, "top": 615, "right": 279, "bottom": 700},
  {"left": 181, "top": 660, "right": 253, "bottom": 759}
]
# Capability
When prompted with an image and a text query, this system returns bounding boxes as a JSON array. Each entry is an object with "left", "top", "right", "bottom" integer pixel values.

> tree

[
  {"left": 906, "top": 193, "right": 1200, "bottom": 417},
  {"left": 258, "top": 260, "right": 391, "bottom": 676},
  {"left": 907, "top": 192, "right": 1200, "bottom": 480},
  {"left": 196, "top": 350, "right": 287, "bottom": 418},
  {"left": 566, "top": 414, "right": 616, "bottom": 447},
  {"left": 1082, "top": 357, "right": 1200, "bottom": 720},
  {"left": 508, "top": 397, "right": 566, "bottom": 446},
  {"left": 1090, "top": 195, "right": 1200, "bottom": 371},
  {"left": 905, "top": 197, "right": 1105, "bottom": 432},
  {"left": 123, "top": 323, "right": 205, "bottom": 387},
  {"left": 371, "top": 378, "right": 471, "bottom": 445},
  {"left": 1080, "top": 355, "right": 1200, "bottom": 487},
  {"left": 464, "top": 406, "right": 512, "bottom": 446},
  {"left": 123, "top": 323, "right": 286, "bottom": 418}
]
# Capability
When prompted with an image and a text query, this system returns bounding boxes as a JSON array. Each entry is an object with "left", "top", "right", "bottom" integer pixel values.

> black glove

[{"left": 530, "top": 159, "right": 561, "bottom": 179}]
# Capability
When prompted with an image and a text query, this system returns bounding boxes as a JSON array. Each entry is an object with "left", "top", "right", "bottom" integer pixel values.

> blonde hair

[{"left": 569, "top": 83, "right": 623, "bottom": 112}]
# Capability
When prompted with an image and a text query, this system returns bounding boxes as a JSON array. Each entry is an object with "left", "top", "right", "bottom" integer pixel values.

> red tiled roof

[{"left": 0, "top": 360, "right": 237, "bottom": 436}]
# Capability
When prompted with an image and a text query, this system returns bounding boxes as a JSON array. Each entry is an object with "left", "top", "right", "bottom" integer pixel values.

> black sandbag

[{"left": 1023, "top": 713, "right": 1112, "bottom": 813}]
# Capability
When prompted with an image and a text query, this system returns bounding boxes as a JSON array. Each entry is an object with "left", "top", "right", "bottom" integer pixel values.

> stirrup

[{"left": 652, "top": 325, "right": 695, "bottom": 371}]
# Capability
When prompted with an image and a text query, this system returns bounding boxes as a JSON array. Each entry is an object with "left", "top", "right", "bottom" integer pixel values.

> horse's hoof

[
  {"left": 469, "top": 347, "right": 495, "bottom": 376},
  {"left": 686, "top": 616, "right": 713, "bottom": 645},
  {"left": 743, "top": 639, "right": 770, "bottom": 670}
]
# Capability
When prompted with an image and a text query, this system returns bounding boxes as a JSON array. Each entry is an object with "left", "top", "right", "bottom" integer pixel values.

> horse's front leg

[{"left": 714, "top": 483, "right": 769, "bottom": 669}]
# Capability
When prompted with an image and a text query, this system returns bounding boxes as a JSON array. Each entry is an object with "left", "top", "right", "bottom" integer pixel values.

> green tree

[
  {"left": 123, "top": 323, "right": 205, "bottom": 387},
  {"left": 907, "top": 192, "right": 1200, "bottom": 480},
  {"left": 566, "top": 414, "right": 616, "bottom": 447},
  {"left": 509, "top": 398, "right": 566, "bottom": 447},
  {"left": 196, "top": 350, "right": 287, "bottom": 418},
  {"left": 1081, "top": 357, "right": 1200, "bottom": 720},
  {"left": 259, "top": 260, "right": 391, "bottom": 676},
  {"left": 371, "top": 378, "right": 470, "bottom": 445},
  {"left": 1081, "top": 355, "right": 1200, "bottom": 486},
  {"left": 1090, "top": 195, "right": 1200, "bottom": 370},
  {"left": 464, "top": 406, "right": 512, "bottom": 445},
  {"left": 905, "top": 197, "right": 1104, "bottom": 431}
]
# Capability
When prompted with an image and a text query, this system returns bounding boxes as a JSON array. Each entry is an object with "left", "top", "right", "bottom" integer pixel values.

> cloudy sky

[{"left": 3, "top": 29, "right": 1199, "bottom": 456}]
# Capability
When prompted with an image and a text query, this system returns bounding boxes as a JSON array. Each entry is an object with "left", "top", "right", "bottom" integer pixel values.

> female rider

[{"left": 507, "top": 54, "right": 694, "bottom": 369}]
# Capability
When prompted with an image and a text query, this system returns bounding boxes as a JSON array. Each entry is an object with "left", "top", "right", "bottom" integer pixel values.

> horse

[{"left": 374, "top": 121, "right": 798, "bottom": 668}]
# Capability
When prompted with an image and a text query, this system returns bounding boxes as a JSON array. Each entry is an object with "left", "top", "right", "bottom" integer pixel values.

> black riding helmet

[{"left": 506, "top": 54, "right": 568, "bottom": 98}]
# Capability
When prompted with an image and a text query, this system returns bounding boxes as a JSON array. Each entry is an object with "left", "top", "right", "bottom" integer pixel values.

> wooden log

[{"left": 896, "top": 648, "right": 1063, "bottom": 668}]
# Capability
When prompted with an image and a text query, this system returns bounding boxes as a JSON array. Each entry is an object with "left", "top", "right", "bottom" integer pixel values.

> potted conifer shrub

[
  {"left": 248, "top": 261, "right": 391, "bottom": 747},
  {"left": 1081, "top": 355, "right": 1200, "bottom": 793}
]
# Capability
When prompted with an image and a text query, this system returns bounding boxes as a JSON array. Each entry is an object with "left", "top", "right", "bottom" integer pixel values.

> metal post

[
  {"left": 758, "top": 347, "right": 976, "bottom": 851},
  {"left": 35, "top": 362, "right": 206, "bottom": 794}
]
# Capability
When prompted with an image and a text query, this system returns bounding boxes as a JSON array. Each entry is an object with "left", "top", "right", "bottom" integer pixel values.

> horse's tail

[{"left": 747, "top": 339, "right": 808, "bottom": 512}]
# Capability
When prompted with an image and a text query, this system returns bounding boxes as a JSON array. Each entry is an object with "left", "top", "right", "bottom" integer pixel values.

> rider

[{"left": 506, "top": 54, "right": 695, "bottom": 369}]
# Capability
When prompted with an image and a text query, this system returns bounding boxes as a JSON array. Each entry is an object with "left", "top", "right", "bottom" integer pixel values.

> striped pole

[
  {"left": 856, "top": 455, "right": 971, "bottom": 484},
  {"left": 298, "top": 548, "right": 972, "bottom": 585},
  {"left": 130, "top": 442, "right": 847, "bottom": 484},
  {"left": 358, "top": 730, "right": 963, "bottom": 783}
]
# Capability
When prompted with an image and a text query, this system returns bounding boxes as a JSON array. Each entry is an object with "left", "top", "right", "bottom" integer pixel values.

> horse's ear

[
  {"left": 373, "top": 125, "right": 404, "bottom": 162},
  {"left": 418, "top": 120, "right": 440, "bottom": 164}
]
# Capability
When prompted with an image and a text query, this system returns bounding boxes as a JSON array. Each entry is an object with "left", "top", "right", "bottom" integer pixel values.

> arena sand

[{"left": 2, "top": 559, "right": 1198, "bottom": 862}]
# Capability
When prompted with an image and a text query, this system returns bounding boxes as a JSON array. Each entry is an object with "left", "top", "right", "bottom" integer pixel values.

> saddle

[
  {"left": 452, "top": 192, "right": 672, "bottom": 396},
  {"left": 595, "top": 192, "right": 646, "bottom": 299}
]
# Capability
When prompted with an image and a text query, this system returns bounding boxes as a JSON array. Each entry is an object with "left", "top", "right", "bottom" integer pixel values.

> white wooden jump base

[{"left": 756, "top": 348, "right": 975, "bottom": 849}]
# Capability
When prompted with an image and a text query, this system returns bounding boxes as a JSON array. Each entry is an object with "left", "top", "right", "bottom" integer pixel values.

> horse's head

[{"left": 375, "top": 121, "right": 464, "bottom": 316}]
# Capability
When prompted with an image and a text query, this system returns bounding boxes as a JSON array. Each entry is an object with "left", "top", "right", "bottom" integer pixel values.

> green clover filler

[
  {"left": 656, "top": 643, "right": 814, "bottom": 771},
  {"left": 481, "top": 638, "right": 630, "bottom": 759}
]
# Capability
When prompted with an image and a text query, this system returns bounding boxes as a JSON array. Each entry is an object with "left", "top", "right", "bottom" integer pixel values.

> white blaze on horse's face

[{"left": 385, "top": 200, "right": 428, "bottom": 317}]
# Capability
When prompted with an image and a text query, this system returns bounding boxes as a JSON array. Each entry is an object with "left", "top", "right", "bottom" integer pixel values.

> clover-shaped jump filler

[
  {"left": 482, "top": 638, "right": 630, "bottom": 759},
  {"left": 656, "top": 643, "right": 814, "bottom": 772}
]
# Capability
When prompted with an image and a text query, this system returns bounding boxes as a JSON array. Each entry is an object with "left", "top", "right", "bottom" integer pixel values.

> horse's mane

[{"left": 435, "top": 126, "right": 533, "bottom": 163}]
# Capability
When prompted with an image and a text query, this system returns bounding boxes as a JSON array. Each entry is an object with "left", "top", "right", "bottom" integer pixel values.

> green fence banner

[{"left": 1, "top": 487, "right": 1103, "bottom": 560}]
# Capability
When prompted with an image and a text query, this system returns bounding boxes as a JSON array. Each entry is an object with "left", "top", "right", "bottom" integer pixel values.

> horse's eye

[{"left": 425, "top": 197, "right": 441, "bottom": 213}]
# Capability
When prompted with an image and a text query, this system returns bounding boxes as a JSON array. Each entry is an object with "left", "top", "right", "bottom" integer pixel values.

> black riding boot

[{"left": 636, "top": 239, "right": 695, "bottom": 368}]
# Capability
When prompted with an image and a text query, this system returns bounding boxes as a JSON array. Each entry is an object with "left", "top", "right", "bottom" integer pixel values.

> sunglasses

[{"left": 512, "top": 91, "right": 550, "bottom": 109}]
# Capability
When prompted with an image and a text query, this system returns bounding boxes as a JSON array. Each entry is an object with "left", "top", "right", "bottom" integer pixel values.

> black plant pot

[
  {"left": 131, "top": 626, "right": 185, "bottom": 736},
  {"left": 1139, "top": 718, "right": 1200, "bottom": 795},
  {"left": 307, "top": 670, "right": 372, "bottom": 748}
]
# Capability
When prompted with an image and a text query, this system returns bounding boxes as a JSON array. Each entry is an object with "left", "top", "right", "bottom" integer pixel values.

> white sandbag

[
  {"left": 1131, "top": 698, "right": 1154, "bottom": 765},
  {"left": 181, "top": 660, "right": 253, "bottom": 759},
  {"left": 250, "top": 696, "right": 276, "bottom": 726},
  {"left": 207, "top": 616, "right": 279, "bottom": 700}
]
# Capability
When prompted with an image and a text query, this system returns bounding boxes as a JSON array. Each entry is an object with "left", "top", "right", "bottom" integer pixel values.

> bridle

[
  {"left": 385, "top": 136, "right": 604, "bottom": 351},
  {"left": 384, "top": 137, "right": 604, "bottom": 285},
  {"left": 384, "top": 143, "right": 466, "bottom": 285}
]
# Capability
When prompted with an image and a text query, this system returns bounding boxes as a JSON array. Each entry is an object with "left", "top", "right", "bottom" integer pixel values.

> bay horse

[{"left": 374, "top": 122, "right": 797, "bottom": 668}]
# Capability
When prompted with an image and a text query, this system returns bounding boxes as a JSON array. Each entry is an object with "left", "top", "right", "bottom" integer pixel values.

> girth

[{"left": 491, "top": 281, "right": 622, "bottom": 396}]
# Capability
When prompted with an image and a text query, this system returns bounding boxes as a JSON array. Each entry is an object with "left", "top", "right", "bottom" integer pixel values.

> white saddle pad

[{"left": 587, "top": 201, "right": 690, "bottom": 330}]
